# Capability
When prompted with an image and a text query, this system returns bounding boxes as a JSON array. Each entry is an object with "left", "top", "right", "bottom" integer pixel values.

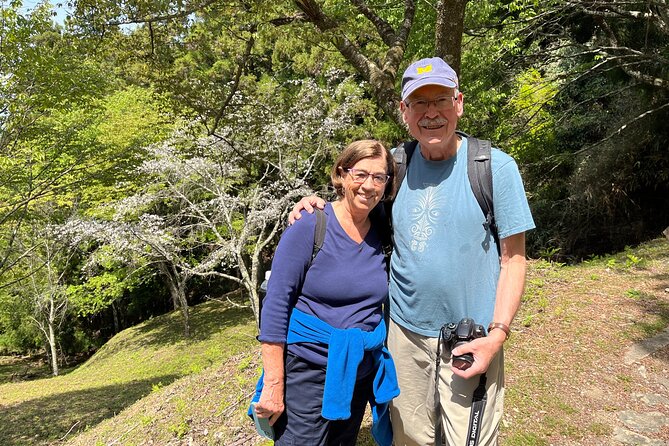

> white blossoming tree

[{"left": 63, "top": 76, "right": 364, "bottom": 334}]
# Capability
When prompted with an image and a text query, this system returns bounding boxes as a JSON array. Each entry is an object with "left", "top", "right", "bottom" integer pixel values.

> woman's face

[{"left": 339, "top": 155, "right": 389, "bottom": 216}]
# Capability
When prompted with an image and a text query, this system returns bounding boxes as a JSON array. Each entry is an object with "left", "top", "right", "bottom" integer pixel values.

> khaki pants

[{"left": 388, "top": 320, "right": 504, "bottom": 446}]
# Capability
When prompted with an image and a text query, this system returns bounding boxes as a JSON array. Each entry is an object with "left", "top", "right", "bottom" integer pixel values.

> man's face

[{"left": 400, "top": 85, "right": 463, "bottom": 154}]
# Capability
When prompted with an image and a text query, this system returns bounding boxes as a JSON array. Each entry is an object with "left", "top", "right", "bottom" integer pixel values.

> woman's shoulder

[{"left": 285, "top": 203, "right": 331, "bottom": 236}]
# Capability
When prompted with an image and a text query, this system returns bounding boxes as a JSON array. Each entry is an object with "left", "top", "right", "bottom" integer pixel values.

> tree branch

[
  {"left": 210, "top": 24, "right": 256, "bottom": 134},
  {"left": 574, "top": 100, "right": 669, "bottom": 156},
  {"left": 350, "top": 0, "right": 397, "bottom": 47}
]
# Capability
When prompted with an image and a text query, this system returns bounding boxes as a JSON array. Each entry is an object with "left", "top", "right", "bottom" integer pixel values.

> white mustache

[{"left": 418, "top": 118, "right": 447, "bottom": 127}]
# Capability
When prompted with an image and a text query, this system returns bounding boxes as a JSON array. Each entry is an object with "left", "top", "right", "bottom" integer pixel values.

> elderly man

[{"left": 291, "top": 57, "right": 535, "bottom": 446}]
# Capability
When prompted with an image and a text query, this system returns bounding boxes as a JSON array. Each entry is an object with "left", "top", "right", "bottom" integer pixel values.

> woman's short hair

[{"left": 331, "top": 139, "right": 398, "bottom": 200}]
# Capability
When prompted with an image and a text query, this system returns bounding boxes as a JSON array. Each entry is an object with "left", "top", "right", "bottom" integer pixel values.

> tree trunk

[
  {"left": 176, "top": 285, "right": 190, "bottom": 338},
  {"left": 48, "top": 311, "right": 59, "bottom": 376},
  {"left": 170, "top": 285, "right": 179, "bottom": 311},
  {"left": 167, "top": 279, "right": 190, "bottom": 337},
  {"left": 111, "top": 300, "right": 120, "bottom": 333},
  {"left": 368, "top": 69, "right": 404, "bottom": 126},
  {"left": 158, "top": 262, "right": 191, "bottom": 337},
  {"left": 435, "top": 0, "right": 468, "bottom": 75},
  {"left": 250, "top": 287, "right": 261, "bottom": 329}
]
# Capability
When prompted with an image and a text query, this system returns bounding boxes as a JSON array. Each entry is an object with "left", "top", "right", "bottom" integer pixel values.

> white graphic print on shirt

[{"left": 409, "top": 185, "right": 440, "bottom": 252}]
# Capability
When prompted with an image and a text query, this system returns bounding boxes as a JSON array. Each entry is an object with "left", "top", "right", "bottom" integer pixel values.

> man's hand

[
  {"left": 450, "top": 330, "right": 505, "bottom": 379},
  {"left": 288, "top": 196, "right": 326, "bottom": 224}
]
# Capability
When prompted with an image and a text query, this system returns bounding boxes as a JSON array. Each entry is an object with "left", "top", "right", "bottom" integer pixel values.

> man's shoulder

[
  {"left": 458, "top": 134, "right": 517, "bottom": 171},
  {"left": 490, "top": 146, "right": 514, "bottom": 160},
  {"left": 390, "top": 140, "right": 417, "bottom": 154},
  {"left": 488, "top": 146, "right": 521, "bottom": 175}
]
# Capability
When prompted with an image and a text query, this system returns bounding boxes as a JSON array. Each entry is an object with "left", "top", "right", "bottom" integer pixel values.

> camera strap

[
  {"left": 434, "top": 329, "right": 488, "bottom": 446},
  {"left": 434, "top": 329, "right": 445, "bottom": 445},
  {"left": 466, "top": 373, "right": 487, "bottom": 446}
]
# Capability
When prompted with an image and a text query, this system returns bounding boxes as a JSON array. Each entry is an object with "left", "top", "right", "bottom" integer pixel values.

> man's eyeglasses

[
  {"left": 406, "top": 96, "right": 457, "bottom": 114},
  {"left": 344, "top": 168, "right": 391, "bottom": 185}
]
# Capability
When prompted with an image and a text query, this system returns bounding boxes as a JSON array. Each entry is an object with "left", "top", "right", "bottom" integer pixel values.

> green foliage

[
  {"left": 624, "top": 254, "right": 643, "bottom": 268},
  {"left": 625, "top": 289, "right": 641, "bottom": 300},
  {"left": 460, "top": 0, "right": 545, "bottom": 136},
  {"left": 0, "top": 4, "right": 175, "bottom": 355},
  {"left": 79, "top": 86, "right": 175, "bottom": 216},
  {"left": 67, "top": 272, "right": 129, "bottom": 317},
  {"left": 497, "top": 68, "right": 557, "bottom": 162},
  {"left": 0, "top": 292, "right": 42, "bottom": 354}
]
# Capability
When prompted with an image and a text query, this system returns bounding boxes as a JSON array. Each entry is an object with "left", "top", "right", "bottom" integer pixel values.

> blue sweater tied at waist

[{"left": 250, "top": 308, "right": 399, "bottom": 446}]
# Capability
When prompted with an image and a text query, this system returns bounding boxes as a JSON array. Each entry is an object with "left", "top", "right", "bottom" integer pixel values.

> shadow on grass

[
  {"left": 0, "top": 356, "right": 52, "bottom": 385},
  {"left": 0, "top": 352, "right": 98, "bottom": 385},
  {"left": 631, "top": 257, "right": 669, "bottom": 327},
  {"left": 0, "top": 374, "right": 180, "bottom": 446},
  {"left": 187, "top": 301, "right": 256, "bottom": 342}
]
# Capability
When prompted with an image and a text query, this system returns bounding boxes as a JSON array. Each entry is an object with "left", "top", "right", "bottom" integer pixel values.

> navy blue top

[{"left": 259, "top": 202, "right": 389, "bottom": 373}]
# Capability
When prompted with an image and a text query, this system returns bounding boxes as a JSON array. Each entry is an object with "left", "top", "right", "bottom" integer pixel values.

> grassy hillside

[
  {"left": 0, "top": 296, "right": 260, "bottom": 446},
  {"left": 1, "top": 238, "right": 667, "bottom": 446}
]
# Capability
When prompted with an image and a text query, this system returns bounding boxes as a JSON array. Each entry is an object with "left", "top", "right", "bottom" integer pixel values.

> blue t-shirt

[
  {"left": 259, "top": 202, "right": 388, "bottom": 370},
  {"left": 389, "top": 138, "right": 535, "bottom": 337}
]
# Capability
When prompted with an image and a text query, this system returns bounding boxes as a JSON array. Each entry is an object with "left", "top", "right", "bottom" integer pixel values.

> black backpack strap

[
  {"left": 386, "top": 140, "right": 418, "bottom": 243},
  {"left": 369, "top": 204, "right": 393, "bottom": 266},
  {"left": 309, "top": 207, "right": 327, "bottom": 267},
  {"left": 393, "top": 140, "right": 418, "bottom": 188},
  {"left": 467, "top": 137, "right": 500, "bottom": 257}
]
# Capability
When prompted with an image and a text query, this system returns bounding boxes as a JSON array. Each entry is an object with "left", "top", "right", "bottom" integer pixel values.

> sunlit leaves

[{"left": 498, "top": 68, "right": 557, "bottom": 162}]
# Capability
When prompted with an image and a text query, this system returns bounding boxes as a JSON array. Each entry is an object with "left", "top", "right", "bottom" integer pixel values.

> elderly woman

[{"left": 251, "top": 140, "right": 399, "bottom": 446}]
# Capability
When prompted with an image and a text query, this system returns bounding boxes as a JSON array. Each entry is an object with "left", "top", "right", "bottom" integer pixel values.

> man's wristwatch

[{"left": 488, "top": 322, "right": 511, "bottom": 340}]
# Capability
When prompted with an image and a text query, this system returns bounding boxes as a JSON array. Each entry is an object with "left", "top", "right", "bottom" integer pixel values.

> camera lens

[{"left": 452, "top": 353, "right": 474, "bottom": 370}]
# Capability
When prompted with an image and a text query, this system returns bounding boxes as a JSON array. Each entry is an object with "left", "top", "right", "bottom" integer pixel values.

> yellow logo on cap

[{"left": 416, "top": 65, "right": 433, "bottom": 75}]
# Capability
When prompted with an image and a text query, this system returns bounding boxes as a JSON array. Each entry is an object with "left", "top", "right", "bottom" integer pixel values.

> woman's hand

[
  {"left": 288, "top": 196, "right": 326, "bottom": 224},
  {"left": 258, "top": 342, "right": 286, "bottom": 425},
  {"left": 256, "top": 378, "right": 285, "bottom": 425}
]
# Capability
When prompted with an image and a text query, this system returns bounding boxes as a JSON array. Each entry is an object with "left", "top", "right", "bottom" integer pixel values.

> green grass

[
  {"left": 502, "top": 237, "right": 669, "bottom": 444},
  {"left": 0, "top": 298, "right": 257, "bottom": 446},
  {"left": 1, "top": 237, "right": 668, "bottom": 446}
]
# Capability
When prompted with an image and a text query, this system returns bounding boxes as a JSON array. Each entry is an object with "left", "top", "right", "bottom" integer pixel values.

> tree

[
  {"left": 64, "top": 75, "right": 365, "bottom": 330},
  {"left": 0, "top": 3, "right": 177, "bottom": 355},
  {"left": 68, "top": 0, "right": 474, "bottom": 130},
  {"left": 5, "top": 222, "right": 77, "bottom": 376},
  {"left": 506, "top": 0, "right": 669, "bottom": 256}
]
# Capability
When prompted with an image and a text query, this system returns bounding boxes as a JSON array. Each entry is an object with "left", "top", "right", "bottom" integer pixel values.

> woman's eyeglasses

[{"left": 344, "top": 168, "right": 391, "bottom": 185}]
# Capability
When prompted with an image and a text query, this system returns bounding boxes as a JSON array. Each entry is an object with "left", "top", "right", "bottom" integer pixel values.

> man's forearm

[{"left": 491, "top": 232, "right": 527, "bottom": 335}]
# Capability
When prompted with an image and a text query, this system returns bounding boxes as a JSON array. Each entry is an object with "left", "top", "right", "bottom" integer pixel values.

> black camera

[{"left": 440, "top": 318, "right": 486, "bottom": 370}]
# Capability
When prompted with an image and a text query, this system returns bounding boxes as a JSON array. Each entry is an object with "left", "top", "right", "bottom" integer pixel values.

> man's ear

[
  {"left": 455, "top": 92, "right": 464, "bottom": 118},
  {"left": 400, "top": 101, "right": 408, "bottom": 123}
]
